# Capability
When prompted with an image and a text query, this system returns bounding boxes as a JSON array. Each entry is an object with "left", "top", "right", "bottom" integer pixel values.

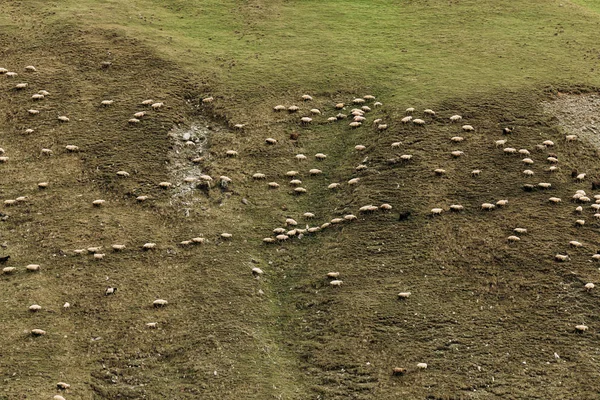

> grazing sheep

[
  {"left": 29, "top": 304, "right": 41, "bottom": 312},
  {"left": 142, "top": 243, "right": 157, "bottom": 250},
  {"left": 576, "top": 173, "right": 587, "bottom": 181},
  {"left": 481, "top": 203, "right": 495, "bottom": 211},
  {"left": 353, "top": 98, "right": 365, "bottom": 104},
  {"left": 252, "top": 267, "right": 264, "bottom": 276},
  {"left": 327, "top": 117, "right": 337, "bottom": 122},
  {"left": 548, "top": 166, "right": 558, "bottom": 172},
  {"left": 514, "top": 228, "right": 527, "bottom": 234},
  {"left": 24, "top": 128, "right": 34, "bottom": 134},
  {"left": 344, "top": 214, "right": 357, "bottom": 221},
  {"left": 431, "top": 208, "right": 444, "bottom": 216},
  {"left": 391, "top": 142, "right": 402, "bottom": 148},
  {"left": 575, "top": 219, "right": 585, "bottom": 226},
  {"left": 392, "top": 367, "right": 407, "bottom": 376},
  {"left": 413, "top": 118, "right": 425, "bottom": 125},
  {"left": 543, "top": 140, "right": 555, "bottom": 146},
  {"left": 295, "top": 154, "right": 307, "bottom": 161},
  {"left": 93, "top": 253, "right": 105, "bottom": 260},
  {"left": 462, "top": 125, "right": 474, "bottom": 132},
  {"left": 355, "top": 164, "right": 367, "bottom": 171},
  {"left": 434, "top": 169, "right": 446, "bottom": 176},
  {"left": 380, "top": 203, "right": 392, "bottom": 211},
  {"left": 547, "top": 157, "right": 558, "bottom": 163},
  {"left": 273, "top": 105, "right": 286, "bottom": 111},
  {"left": 518, "top": 149, "right": 530, "bottom": 156},
  {"left": 202, "top": 97, "right": 214, "bottom": 104},
  {"left": 57, "top": 116, "right": 70, "bottom": 122},
  {"left": 503, "top": 127, "right": 513, "bottom": 134},
  {"left": 112, "top": 244, "right": 126, "bottom": 251},
  {"left": 309, "top": 169, "right": 322, "bottom": 175},
  {"left": 234, "top": 124, "right": 245, "bottom": 129},
  {"left": 538, "top": 182, "right": 551, "bottom": 189},
  {"left": 336, "top": 113, "right": 347, "bottom": 120},
  {"left": 268, "top": 182, "right": 280, "bottom": 189},
  {"left": 451, "top": 136, "right": 464, "bottom": 142},
  {"left": 470, "top": 169, "right": 481, "bottom": 177},
  {"left": 151, "top": 102, "right": 164, "bottom": 109},
  {"left": 449, "top": 204, "right": 464, "bottom": 212},
  {"left": 401, "top": 116, "right": 413, "bottom": 123},
  {"left": 328, "top": 183, "right": 340, "bottom": 190},
  {"left": 3, "top": 267, "right": 16, "bottom": 274},
  {"left": 136, "top": 195, "right": 149, "bottom": 201},
  {"left": 496, "top": 199, "right": 508, "bottom": 207},
  {"left": 290, "top": 179, "right": 302, "bottom": 186},
  {"left": 115, "top": 170, "right": 130, "bottom": 177},
  {"left": 310, "top": 108, "right": 321, "bottom": 115},
  {"left": 503, "top": 147, "right": 517, "bottom": 155},
  {"left": 265, "top": 138, "right": 277, "bottom": 145},
  {"left": 128, "top": 118, "right": 140, "bottom": 124},
  {"left": 417, "top": 363, "right": 428, "bottom": 370},
  {"left": 361, "top": 106, "right": 371, "bottom": 113},
  {"left": 569, "top": 241, "right": 583, "bottom": 247},
  {"left": 26, "top": 264, "right": 40, "bottom": 272},
  {"left": 349, "top": 121, "right": 362, "bottom": 128},
  {"left": 101, "top": 100, "right": 114, "bottom": 106},
  {"left": 548, "top": 197, "right": 561, "bottom": 203},
  {"left": 286, "top": 218, "right": 298, "bottom": 226},
  {"left": 15, "top": 83, "right": 28, "bottom": 89},
  {"left": 330, "top": 218, "right": 343, "bottom": 224},
  {"left": 522, "top": 158, "right": 534, "bottom": 165},
  {"left": 330, "top": 280, "right": 343, "bottom": 286},
  {"left": 575, "top": 324, "right": 588, "bottom": 333},
  {"left": 263, "top": 237, "right": 276, "bottom": 244},
  {"left": 0, "top": 156, "right": 8, "bottom": 163},
  {"left": 288, "top": 105, "right": 299, "bottom": 112},
  {"left": 574, "top": 205, "right": 583, "bottom": 213},
  {"left": 405, "top": 107, "right": 415, "bottom": 114},
  {"left": 355, "top": 145, "right": 366, "bottom": 151},
  {"left": 28, "top": 109, "right": 40, "bottom": 115},
  {"left": 555, "top": 254, "right": 569, "bottom": 261},
  {"left": 400, "top": 154, "right": 413, "bottom": 161},
  {"left": 301, "top": 94, "right": 313, "bottom": 101},
  {"left": 301, "top": 117, "right": 312, "bottom": 124},
  {"left": 31, "top": 93, "right": 44, "bottom": 100},
  {"left": 276, "top": 234, "right": 289, "bottom": 241},
  {"left": 451, "top": 150, "right": 464, "bottom": 158},
  {"left": 31, "top": 329, "right": 46, "bottom": 336},
  {"left": 92, "top": 199, "right": 106, "bottom": 207},
  {"left": 251, "top": 173, "right": 266, "bottom": 180},
  {"left": 593, "top": 254, "right": 600, "bottom": 261},
  {"left": 315, "top": 153, "right": 327, "bottom": 160},
  {"left": 398, "top": 292, "right": 411, "bottom": 299},
  {"left": 565, "top": 135, "right": 577, "bottom": 142},
  {"left": 141, "top": 99, "right": 154, "bottom": 105},
  {"left": 424, "top": 109, "right": 435, "bottom": 116},
  {"left": 0, "top": 68, "right": 7, "bottom": 74},
  {"left": 523, "top": 170, "right": 534, "bottom": 177},
  {"left": 4, "top": 199, "right": 16, "bottom": 206},
  {"left": 450, "top": 115, "right": 462, "bottom": 122},
  {"left": 495, "top": 139, "right": 507, "bottom": 147},
  {"left": 153, "top": 299, "right": 168, "bottom": 307},
  {"left": 134, "top": 111, "right": 146, "bottom": 118},
  {"left": 41, "top": 148, "right": 53, "bottom": 156},
  {"left": 6, "top": 72, "right": 17, "bottom": 78},
  {"left": 226, "top": 150, "right": 239, "bottom": 157},
  {"left": 334, "top": 103, "right": 345, "bottom": 109},
  {"left": 585, "top": 283, "right": 595, "bottom": 290},
  {"left": 377, "top": 124, "right": 388, "bottom": 131},
  {"left": 348, "top": 178, "right": 360, "bottom": 185},
  {"left": 286, "top": 170, "right": 299, "bottom": 177}
]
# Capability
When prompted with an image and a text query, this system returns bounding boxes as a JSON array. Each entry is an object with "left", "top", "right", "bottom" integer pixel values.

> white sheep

[
  {"left": 569, "top": 240, "right": 583, "bottom": 247},
  {"left": 302, "top": 94, "right": 313, "bottom": 101},
  {"left": 153, "top": 299, "right": 168, "bottom": 307},
  {"left": 344, "top": 214, "right": 357, "bottom": 220},
  {"left": 28, "top": 109, "right": 40, "bottom": 115},
  {"left": 293, "top": 187, "right": 306, "bottom": 194},
  {"left": 470, "top": 170, "right": 481, "bottom": 177},
  {"left": 57, "top": 116, "right": 70, "bottom": 122},
  {"left": 226, "top": 150, "right": 238, "bottom": 157},
  {"left": 462, "top": 125, "right": 474, "bottom": 132},
  {"left": 252, "top": 267, "right": 264, "bottom": 276},
  {"left": 380, "top": 203, "right": 392, "bottom": 211},
  {"left": 424, "top": 109, "right": 435, "bottom": 116},
  {"left": 397, "top": 292, "right": 411, "bottom": 299},
  {"left": 481, "top": 203, "right": 495, "bottom": 211},
  {"left": 268, "top": 182, "right": 280, "bottom": 189},
  {"left": 252, "top": 173, "right": 266, "bottom": 179},
  {"left": 101, "top": 100, "right": 114, "bottom": 106},
  {"left": 295, "top": 154, "right": 307, "bottom": 161},
  {"left": 0, "top": 157, "right": 9, "bottom": 163},
  {"left": 355, "top": 145, "right": 366, "bottom": 151},
  {"left": 449, "top": 115, "right": 462, "bottom": 122},
  {"left": 40, "top": 148, "right": 53, "bottom": 156},
  {"left": 355, "top": 164, "right": 367, "bottom": 171},
  {"left": 565, "top": 135, "right": 577, "bottom": 142},
  {"left": 348, "top": 178, "right": 360, "bottom": 185},
  {"left": 434, "top": 169, "right": 446, "bottom": 176},
  {"left": 548, "top": 197, "right": 561, "bottom": 203},
  {"left": 309, "top": 169, "right": 322, "bottom": 175},
  {"left": 353, "top": 98, "right": 365, "bottom": 104},
  {"left": 576, "top": 173, "right": 586, "bottom": 181},
  {"left": 116, "top": 170, "right": 130, "bottom": 177},
  {"left": 93, "top": 253, "right": 105, "bottom": 260},
  {"left": 431, "top": 208, "right": 444, "bottom": 216},
  {"left": 330, "top": 218, "right": 343, "bottom": 224},
  {"left": 518, "top": 149, "right": 530, "bottom": 156},
  {"left": 400, "top": 154, "right": 413, "bottom": 161},
  {"left": 286, "top": 218, "right": 298, "bottom": 226},
  {"left": 349, "top": 121, "right": 361, "bottom": 128},
  {"left": 4, "top": 199, "right": 16, "bottom": 206},
  {"left": 514, "top": 228, "right": 527, "bottom": 234},
  {"left": 136, "top": 195, "right": 149, "bottom": 201},
  {"left": 315, "top": 153, "right": 327, "bottom": 160},
  {"left": 265, "top": 138, "right": 277, "bottom": 145},
  {"left": 92, "top": 199, "right": 106, "bottom": 206},
  {"left": 449, "top": 204, "right": 464, "bottom": 212},
  {"left": 263, "top": 238, "right": 276, "bottom": 244},
  {"left": 286, "top": 170, "right": 299, "bottom": 177},
  {"left": 451, "top": 150, "right": 464, "bottom": 158},
  {"left": 15, "top": 83, "right": 28, "bottom": 89},
  {"left": 29, "top": 304, "right": 41, "bottom": 312},
  {"left": 547, "top": 166, "right": 558, "bottom": 172},
  {"left": 24, "top": 128, "right": 34, "bottom": 134},
  {"left": 301, "top": 117, "right": 312, "bottom": 124},
  {"left": 328, "top": 183, "right": 340, "bottom": 190},
  {"left": 542, "top": 140, "right": 554, "bottom": 146},
  {"left": 401, "top": 116, "right": 413, "bottom": 123},
  {"left": 143, "top": 242, "right": 157, "bottom": 250},
  {"left": 503, "top": 147, "right": 516, "bottom": 154},
  {"left": 3, "top": 266, "right": 16, "bottom": 274},
  {"left": 25, "top": 264, "right": 40, "bottom": 272},
  {"left": 522, "top": 158, "right": 534, "bottom": 165},
  {"left": 6, "top": 72, "right": 17, "bottom": 78},
  {"left": 31, "top": 93, "right": 44, "bottom": 100},
  {"left": 523, "top": 170, "right": 534, "bottom": 177},
  {"left": 327, "top": 117, "right": 337, "bottom": 122},
  {"left": 547, "top": 157, "right": 558, "bottom": 163},
  {"left": 575, "top": 219, "right": 585, "bottom": 226},
  {"left": 112, "top": 244, "right": 126, "bottom": 251},
  {"left": 555, "top": 254, "right": 569, "bottom": 261},
  {"left": 24, "top": 65, "right": 37, "bottom": 72},
  {"left": 413, "top": 118, "right": 425, "bottom": 126},
  {"left": 496, "top": 199, "right": 508, "bottom": 207},
  {"left": 575, "top": 324, "right": 588, "bottom": 333},
  {"left": 405, "top": 107, "right": 415, "bottom": 114},
  {"left": 273, "top": 105, "right": 286, "bottom": 111},
  {"left": 151, "top": 102, "right": 164, "bottom": 109},
  {"left": 288, "top": 105, "right": 299, "bottom": 112},
  {"left": 290, "top": 179, "right": 302, "bottom": 186},
  {"left": 330, "top": 280, "right": 343, "bottom": 286},
  {"left": 416, "top": 363, "right": 428, "bottom": 370},
  {"left": 538, "top": 182, "right": 551, "bottom": 189},
  {"left": 31, "top": 329, "right": 46, "bottom": 336},
  {"left": 585, "top": 283, "right": 595, "bottom": 290},
  {"left": 450, "top": 136, "right": 464, "bottom": 142},
  {"left": 128, "top": 118, "right": 140, "bottom": 124},
  {"left": 304, "top": 212, "right": 315, "bottom": 218},
  {"left": 310, "top": 108, "right": 321, "bottom": 115},
  {"left": 391, "top": 142, "right": 402, "bottom": 148}
]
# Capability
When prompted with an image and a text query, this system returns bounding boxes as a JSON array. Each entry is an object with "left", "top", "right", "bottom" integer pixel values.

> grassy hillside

[{"left": 2, "top": 1, "right": 600, "bottom": 399}]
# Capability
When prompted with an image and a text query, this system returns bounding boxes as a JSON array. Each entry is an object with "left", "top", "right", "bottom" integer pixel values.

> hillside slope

[{"left": 2, "top": 1, "right": 600, "bottom": 399}]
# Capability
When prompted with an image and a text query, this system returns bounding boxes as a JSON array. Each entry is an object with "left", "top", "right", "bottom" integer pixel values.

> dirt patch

[{"left": 541, "top": 93, "right": 600, "bottom": 148}]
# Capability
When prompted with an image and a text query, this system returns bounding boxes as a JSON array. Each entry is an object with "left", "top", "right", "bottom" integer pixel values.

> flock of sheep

[{"left": 2, "top": 61, "right": 597, "bottom": 394}]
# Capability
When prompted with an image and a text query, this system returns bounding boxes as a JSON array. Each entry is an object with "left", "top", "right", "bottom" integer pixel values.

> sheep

[
  {"left": 380, "top": 203, "right": 393, "bottom": 211},
  {"left": 353, "top": 98, "right": 365, "bottom": 104},
  {"left": 565, "top": 135, "right": 577, "bottom": 142},
  {"left": 503, "top": 127, "right": 513, "bottom": 134},
  {"left": 392, "top": 367, "right": 407, "bottom": 376},
  {"left": 547, "top": 166, "right": 558, "bottom": 172},
  {"left": 276, "top": 234, "right": 289, "bottom": 241},
  {"left": 252, "top": 267, "right": 264, "bottom": 276},
  {"left": 31, "top": 93, "right": 44, "bottom": 101},
  {"left": 503, "top": 147, "right": 517, "bottom": 154},
  {"left": 37, "top": 182, "right": 49, "bottom": 190},
  {"left": 41, "top": 148, "right": 53, "bottom": 156},
  {"left": 295, "top": 154, "right": 307, "bottom": 161},
  {"left": 136, "top": 195, "right": 149, "bottom": 201},
  {"left": 585, "top": 283, "right": 595, "bottom": 290},
  {"left": 576, "top": 173, "right": 587, "bottom": 182},
  {"left": 54, "top": 395, "right": 66, "bottom": 400},
  {"left": 397, "top": 292, "right": 411, "bottom": 299},
  {"left": 15, "top": 83, "right": 28, "bottom": 90},
  {"left": 391, "top": 142, "right": 402, "bottom": 149},
  {"left": 63, "top": 302, "right": 70, "bottom": 309},
  {"left": 355, "top": 164, "right": 367, "bottom": 171},
  {"left": 468, "top": 169, "right": 480, "bottom": 177},
  {"left": 24, "top": 128, "right": 34, "bottom": 134},
  {"left": 594, "top": 213, "right": 600, "bottom": 219},
  {"left": 310, "top": 108, "right": 321, "bottom": 115},
  {"left": 28, "top": 109, "right": 40, "bottom": 115},
  {"left": 73, "top": 249, "right": 86, "bottom": 255},
  {"left": 434, "top": 169, "right": 446, "bottom": 176},
  {"left": 514, "top": 228, "right": 527, "bottom": 234},
  {"left": 153, "top": 299, "right": 168, "bottom": 307},
  {"left": 518, "top": 149, "right": 530, "bottom": 156},
  {"left": 548, "top": 197, "right": 562, "bottom": 203},
  {"left": 449, "top": 115, "right": 462, "bottom": 122},
  {"left": 330, "top": 280, "right": 343, "bottom": 286},
  {"left": 569, "top": 241, "right": 583, "bottom": 247},
  {"left": 424, "top": 109, "right": 435, "bottom": 116},
  {"left": 301, "top": 117, "right": 313, "bottom": 124},
  {"left": 417, "top": 363, "right": 428, "bottom": 370},
  {"left": 288, "top": 105, "right": 299, "bottom": 112},
  {"left": 304, "top": 212, "right": 315, "bottom": 218},
  {"left": 101, "top": 100, "right": 114, "bottom": 106},
  {"left": 431, "top": 208, "right": 444, "bottom": 216},
  {"left": 538, "top": 182, "right": 551, "bottom": 189},
  {"left": 31, "top": 329, "right": 46, "bottom": 336},
  {"left": 349, "top": 121, "right": 362, "bottom": 128},
  {"left": 496, "top": 199, "right": 508, "bottom": 207},
  {"left": 328, "top": 183, "right": 340, "bottom": 190},
  {"left": 286, "top": 218, "right": 298, "bottom": 226},
  {"left": 481, "top": 203, "right": 495, "bottom": 211},
  {"left": 575, "top": 219, "right": 585, "bottom": 226},
  {"left": 451, "top": 150, "right": 464, "bottom": 158},
  {"left": 141, "top": 99, "right": 154, "bottom": 106},
  {"left": 290, "top": 179, "right": 303, "bottom": 186},
  {"left": 112, "top": 244, "right": 126, "bottom": 251},
  {"left": 265, "top": 138, "right": 277, "bottom": 145},
  {"left": 523, "top": 170, "right": 534, "bottom": 177},
  {"left": 547, "top": 157, "right": 558, "bottom": 163},
  {"left": 522, "top": 158, "right": 534, "bottom": 165},
  {"left": 87, "top": 247, "right": 102, "bottom": 254},
  {"left": 315, "top": 153, "right": 327, "bottom": 160},
  {"left": 15, "top": 196, "right": 27, "bottom": 203},
  {"left": 449, "top": 204, "right": 464, "bottom": 212},
  {"left": 0, "top": 157, "right": 9, "bottom": 163},
  {"left": 451, "top": 136, "right": 464, "bottom": 142},
  {"left": 92, "top": 199, "right": 106, "bottom": 206},
  {"left": 93, "top": 253, "right": 105, "bottom": 260},
  {"left": 593, "top": 254, "right": 600, "bottom": 261},
  {"left": 495, "top": 139, "right": 507, "bottom": 147},
  {"left": 0, "top": 68, "right": 7, "bottom": 74},
  {"left": 330, "top": 218, "right": 343, "bottom": 224},
  {"left": 592, "top": 204, "right": 600, "bottom": 210},
  {"left": 4, "top": 199, "right": 16, "bottom": 206},
  {"left": 542, "top": 140, "right": 555, "bottom": 146},
  {"left": 101, "top": 61, "right": 112, "bottom": 68},
  {"left": 29, "top": 304, "right": 41, "bottom": 312},
  {"left": 286, "top": 170, "right": 299, "bottom": 177},
  {"left": 151, "top": 102, "right": 164, "bottom": 109},
  {"left": 201, "top": 96, "right": 214, "bottom": 104},
  {"left": 191, "top": 237, "right": 205, "bottom": 244},
  {"left": 0, "top": 148, "right": 4, "bottom": 154},
  {"left": 273, "top": 105, "right": 286, "bottom": 111},
  {"left": 377, "top": 124, "right": 388, "bottom": 131},
  {"left": 128, "top": 118, "right": 140, "bottom": 124},
  {"left": 405, "top": 107, "right": 415, "bottom": 114},
  {"left": 309, "top": 168, "right": 322, "bottom": 175},
  {"left": 268, "top": 182, "right": 280, "bottom": 189},
  {"left": 134, "top": 111, "right": 146, "bottom": 118},
  {"left": 6, "top": 72, "right": 17, "bottom": 78},
  {"left": 344, "top": 214, "right": 358, "bottom": 220},
  {"left": 361, "top": 106, "right": 371, "bottom": 113},
  {"left": 273, "top": 228, "right": 286, "bottom": 234},
  {"left": 336, "top": 113, "right": 347, "bottom": 119},
  {"left": 2, "top": 267, "right": 16, "bottom": 274},
  {"left": 294, "top": 186, "right": 307, "bottom": 193},
  {"left": 327, "top": 116, "right": 337, "bottom": 122},
  {"left": 348, "top": 178, "right": 360, "bottom": 185},
  {"left": 575, "top": 324, "right": 588, "bottom": 333},
  {"left": 462, "top": 125, "right": 475, "bottom": 132},
  {"left": 413, "top": 118, "right": 425, "bottom": 125},
  {"left": 142, "top": 243, "right": 157, "bottom": 250},
  {"left": 263, "top": 237, "right": 276, "bottom": 244},
  {"left": 555, "top": 254, "right": 569, "bottom": 261},
  {"left": 355, "top": 145, "right": 366, "bottom": 151},
  {"left": 57, "top": 116, "right": 70, "bottom": 122},
  {"left": 401, "top": 116, "right": 413, "bottom": 123}
]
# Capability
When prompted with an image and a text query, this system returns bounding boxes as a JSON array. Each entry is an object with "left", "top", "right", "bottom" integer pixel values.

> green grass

[{"left": 2, "top": 0, "right": 600, "bottom": 398}]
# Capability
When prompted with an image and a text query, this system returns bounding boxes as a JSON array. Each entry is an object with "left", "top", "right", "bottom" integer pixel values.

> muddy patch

[{"left": 541, "top": 93, "right": 600, "bottom": 147}]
